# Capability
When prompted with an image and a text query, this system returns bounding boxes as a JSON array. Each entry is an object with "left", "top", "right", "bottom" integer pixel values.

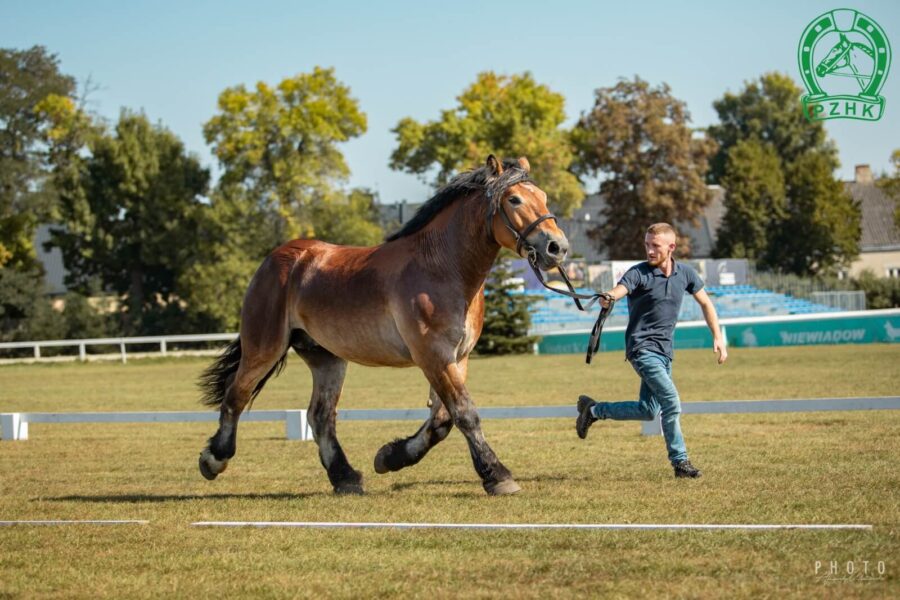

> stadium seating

[{"left": 521, "top": 284, "right": 841, "bottom": 333}]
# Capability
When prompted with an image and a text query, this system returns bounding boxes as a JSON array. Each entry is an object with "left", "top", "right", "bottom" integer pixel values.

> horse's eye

[{"left": 508, "top": 196, "right": 523, "bottom": 206}]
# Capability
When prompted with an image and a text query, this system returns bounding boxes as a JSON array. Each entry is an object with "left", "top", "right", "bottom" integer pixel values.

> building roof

[{"left": 845, "top": 181, "right": 900, "bottom": 251}]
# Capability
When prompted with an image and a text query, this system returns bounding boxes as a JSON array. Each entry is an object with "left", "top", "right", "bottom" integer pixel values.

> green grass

[{"left": 1, "top": 344, "right": 898, "bottom": 598}]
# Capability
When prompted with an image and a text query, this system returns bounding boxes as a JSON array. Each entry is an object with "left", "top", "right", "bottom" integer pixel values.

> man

[{"left": 576, "top": 223, "right": 727, "bottom": 478}]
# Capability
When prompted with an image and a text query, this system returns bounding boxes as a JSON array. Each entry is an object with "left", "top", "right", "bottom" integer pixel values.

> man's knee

[
  {"left": 639, "top": 405, "right": 661, "bottom": 421},
  {"left": 660, "top": 400, "right": 681, "bottom": 420}
]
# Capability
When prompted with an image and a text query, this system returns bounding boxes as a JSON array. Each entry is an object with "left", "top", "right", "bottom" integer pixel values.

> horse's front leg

[
  {"left": 422, "top": 358, "right": 520, "bottom": 495},
  {"left": 374, "top": 387, "right": 453, "bottom": 474}
]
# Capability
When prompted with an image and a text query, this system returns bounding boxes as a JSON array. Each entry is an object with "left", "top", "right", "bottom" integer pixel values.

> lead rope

[
  {"left": 490, "top": 194, "right": 614, "bottom": 364},
  {"left": 526, "top": 251, "right": 615, "bottom": 364}
]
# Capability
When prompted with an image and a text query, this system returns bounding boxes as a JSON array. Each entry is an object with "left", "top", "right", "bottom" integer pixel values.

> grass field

[{"left": 1, "top": 344, "right": 898, "bottom": 598}]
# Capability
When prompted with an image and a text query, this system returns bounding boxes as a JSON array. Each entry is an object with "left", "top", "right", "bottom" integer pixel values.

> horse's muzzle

[{"left": 528, "top": 230, "right": 569, "bottom": 270}]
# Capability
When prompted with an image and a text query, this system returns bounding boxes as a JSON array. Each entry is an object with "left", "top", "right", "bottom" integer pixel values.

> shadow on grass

[
  {"left": 388, "top": 472, "right": 585, "bottom": 492},
  {"left": 36, "top": 492, "right": 326, "bottom": 503}
]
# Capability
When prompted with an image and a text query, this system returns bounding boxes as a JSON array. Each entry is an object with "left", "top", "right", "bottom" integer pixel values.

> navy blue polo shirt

[{"left": 618, "top": 260, "right": 704, "bottom": 361}]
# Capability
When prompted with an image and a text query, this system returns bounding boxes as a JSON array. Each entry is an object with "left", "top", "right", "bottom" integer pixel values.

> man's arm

[
  {"left": 600, "top": 283, "right": 629, "bottom": 308},
  {"left": 693, "top": 289, "right": 727, "bottom": 364}
]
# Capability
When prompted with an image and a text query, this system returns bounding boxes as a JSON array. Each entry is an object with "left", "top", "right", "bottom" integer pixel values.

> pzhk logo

[{"left": 798, "top": 8, "right": 891, "bottom": 121}]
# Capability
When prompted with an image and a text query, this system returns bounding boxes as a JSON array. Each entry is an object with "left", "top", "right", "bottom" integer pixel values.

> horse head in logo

[{"left": 815, "top": 33, "right": 875, "bottom": 89}]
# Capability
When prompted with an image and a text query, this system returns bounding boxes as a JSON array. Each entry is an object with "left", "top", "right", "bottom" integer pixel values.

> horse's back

[{"left": 252, "top": 239, "right": 414, "bottom": 366}]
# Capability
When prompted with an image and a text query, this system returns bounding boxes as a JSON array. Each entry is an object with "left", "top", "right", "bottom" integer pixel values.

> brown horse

[{"left": 198, "top": 155, "right": 570, "bottom": 495}]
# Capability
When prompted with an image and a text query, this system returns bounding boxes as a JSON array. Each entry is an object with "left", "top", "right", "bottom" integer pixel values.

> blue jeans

[{"left": 592, "top": 350, "right": 688, "bottom": 464}]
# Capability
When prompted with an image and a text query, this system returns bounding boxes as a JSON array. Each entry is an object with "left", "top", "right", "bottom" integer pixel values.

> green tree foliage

[
  {"left": 0, "top": 46, "right": 76, "bottom": 270},
  {"left": 714, "top": 139, "right": 786, "bottom": 262},
  {"left": 571, "top": 77, "right": 716, "bottom": 258},
  {"left": 475, "top": 256, "right": 539, "bottom": 355},
  {"left": 203, "top": 67, "right": 377, "bottom": 242},
  {"left": 0, "top": 267, "right": 46, "bottom": 340},
  {"left": 773, "top": 151, "right": 860, "bottom": 274},
  {"left": 853, "top": 270, "right": 900, "bottom": 309},
  {"left": 709, "top": 73, "right": 859, "bottom": 275},
  {"left": 877, "top": 149, "right": 900, "bottom": 230},
  {"left": 175, "top": 188, "right": 277, "bottom": 332},
  {"left": 311, "top": 188, "right": 384, "bottom": 247},
  {"left": 390, "top": 71, "right": 583, "bottom": 216},
  {"left": 707, "top": 72, "right": 833, "bottom": 183},
  {"left": 47, "top": 110, "right": 210, "bottom": 334}
]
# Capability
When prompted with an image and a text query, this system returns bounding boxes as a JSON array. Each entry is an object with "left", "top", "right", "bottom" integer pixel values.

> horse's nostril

[{"left": 548, "top": 241, "right": 560, "bottom": 256}]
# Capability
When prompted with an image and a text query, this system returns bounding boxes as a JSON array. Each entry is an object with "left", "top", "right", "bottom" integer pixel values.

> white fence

[
  {"left": 0, "top": 333, "right": 236, "bottom": 364},
  {"left": 3, "top": 397, "right": 898, "bottom": 441}
]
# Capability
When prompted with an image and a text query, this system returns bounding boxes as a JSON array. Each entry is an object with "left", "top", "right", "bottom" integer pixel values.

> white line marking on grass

[
  {"left": 0, "top": 520, "right": 149, "bottom": 526},
  {"left": 190, "top": 521, "right": 873, "bottom": 531}
]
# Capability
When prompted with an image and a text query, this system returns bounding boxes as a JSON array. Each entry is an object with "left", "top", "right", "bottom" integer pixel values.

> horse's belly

[{"left": 300, "top": 319, "right": 415, "bottom": 368}]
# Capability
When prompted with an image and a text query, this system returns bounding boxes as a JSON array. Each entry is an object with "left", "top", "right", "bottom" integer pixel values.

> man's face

[{"left": 644, "top": 232, "right": 676, "bottom": 267}]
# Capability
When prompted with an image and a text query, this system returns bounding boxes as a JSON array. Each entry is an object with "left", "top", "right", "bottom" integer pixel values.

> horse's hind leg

[
  {"left": 199, "top": 338, "right": 289, "bottom": 480},
  {"left": 374, "top": 387, "right": 453, "bottom": 474},
  {"left": 294, "top": 339, "right": 362, "bottom": 494}
]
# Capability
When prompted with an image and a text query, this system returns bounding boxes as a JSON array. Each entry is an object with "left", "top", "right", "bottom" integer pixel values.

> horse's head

[
  {"left": 816, "top": 33, "right": 852, "bottom": 77},
  {"left": 486, "top": 155, "right": 569, "bottom": 270}
]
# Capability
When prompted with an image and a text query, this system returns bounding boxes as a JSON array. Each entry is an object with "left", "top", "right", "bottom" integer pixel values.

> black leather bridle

[{"left": 491, "top": 192, "right": 616, "bottom": 364}]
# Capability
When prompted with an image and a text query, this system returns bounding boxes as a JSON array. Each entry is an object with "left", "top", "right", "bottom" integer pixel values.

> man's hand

[
  {"left": 600, "top": 284, "right": 628, "bottom": 309},
  {"left": 713, "top": 338, "right": 728, "bottom": 364}
]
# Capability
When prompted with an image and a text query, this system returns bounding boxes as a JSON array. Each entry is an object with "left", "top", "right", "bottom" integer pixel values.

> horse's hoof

[
  {"left": 373, "top": 445, "right": 393, "bottom": 474},
  {"left": 199, "top": 449, "right": 227, "bottom": 481},
  {"left": 334, "top": 482, "right": 365, "bottom": 495},
  {"left": 485, "top": 479, "right": 521, "bottom": 496}
]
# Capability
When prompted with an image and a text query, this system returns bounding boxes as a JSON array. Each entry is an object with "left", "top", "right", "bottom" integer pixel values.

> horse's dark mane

[{"left": 385, "top": 159, "right": 532, "bottom": 242}]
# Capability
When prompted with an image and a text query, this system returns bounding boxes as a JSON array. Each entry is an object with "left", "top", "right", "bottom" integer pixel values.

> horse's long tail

[{"left": 199, "top": 337, "right": 288, "bottom": 409}]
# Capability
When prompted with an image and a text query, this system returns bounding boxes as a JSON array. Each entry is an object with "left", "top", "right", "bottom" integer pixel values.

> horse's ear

[
  {"left": 516, "top": 156, "right": 531, "bottom": 173},
  {"left": 486, "top": 154, "right": 503, "bottom": 176}
]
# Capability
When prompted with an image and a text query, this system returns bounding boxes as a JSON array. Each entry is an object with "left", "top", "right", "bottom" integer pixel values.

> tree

[
  {"left": 707, "top": 72, "right": 834, "bottom": 183},
  {"left": 709, "top": 73, "right": 859, "bottom": 275},
  {"left": 0, "top": 267, "right": 47, "bottom": 341},
  {"left": 0, "top": 46, "right": 76, "bottom": 270},
  {"left": 311, "top": 188, "right": 384, "bottom": 247},
  {"left": 175, "top": 188, "right": 279, "bottom": 332},
  {"left": 475, "top": 256, "right": 539, "bottom": 355},
  {"left": 48, "top": 110, "right": 210, "bottom": 333},
  {"left": 714, "top": 139, "right": 786, "bottom": 263},
  {"left": 877, "top": 149, "right": 900, "bottom": 230},
  {"left": 390, "top": 71, "right": 583, "bottom": 216},
  {"left": 771, "top": 151, "right": 860, "bottom": 275},
  {"left": 571, "top": 77, "right": 715, "bottom": 258},
  {"left": 203, "top": 68, "right": 376, "bottom": 243}
]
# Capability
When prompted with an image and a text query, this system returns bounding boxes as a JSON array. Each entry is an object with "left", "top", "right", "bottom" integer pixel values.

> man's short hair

[{"left": 647, "top": 223, "right": 677, "bottom": 238}]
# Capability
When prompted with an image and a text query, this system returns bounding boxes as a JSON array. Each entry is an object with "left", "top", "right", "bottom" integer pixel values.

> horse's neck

[{"left": 416, "top": 196, "right": 500, "bottom": 293}]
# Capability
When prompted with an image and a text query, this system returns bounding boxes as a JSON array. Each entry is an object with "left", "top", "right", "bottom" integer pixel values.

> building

[{"left": 845, "top": 165, "right": 900, "bottom": 278}]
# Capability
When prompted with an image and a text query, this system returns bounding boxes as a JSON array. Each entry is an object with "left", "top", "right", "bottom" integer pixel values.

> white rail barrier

[
  {"left": 0, "top": 333, "right": 237, "bottom": 364},
  {"left": 0, "top": 410, "right": 313, "bottom": 441},
  {"left": 2, "top": 397, "right": 898, "bottom": 441}
]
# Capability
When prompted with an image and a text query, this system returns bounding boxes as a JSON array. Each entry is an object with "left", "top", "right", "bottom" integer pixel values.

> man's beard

[{"left": 647, "top": 253, "right": 670, "bottom": 267}]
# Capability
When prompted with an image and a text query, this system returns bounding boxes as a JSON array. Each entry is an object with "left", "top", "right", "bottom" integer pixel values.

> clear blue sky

[{"left": 4, "top": 0, "right": 899, "bottom": 204}]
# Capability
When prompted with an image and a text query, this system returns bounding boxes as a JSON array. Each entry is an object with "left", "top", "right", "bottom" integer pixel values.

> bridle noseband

[{"left": 488, "top": 186, "right": 616, "bottom": 365}]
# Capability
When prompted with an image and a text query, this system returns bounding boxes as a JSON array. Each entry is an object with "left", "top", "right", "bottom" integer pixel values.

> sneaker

[
  {"left": 673, "top": 460, "right": 702, "bottom": 478},
  {"left": 576, "top": 395, "right": 598, "bottom": 439}
]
